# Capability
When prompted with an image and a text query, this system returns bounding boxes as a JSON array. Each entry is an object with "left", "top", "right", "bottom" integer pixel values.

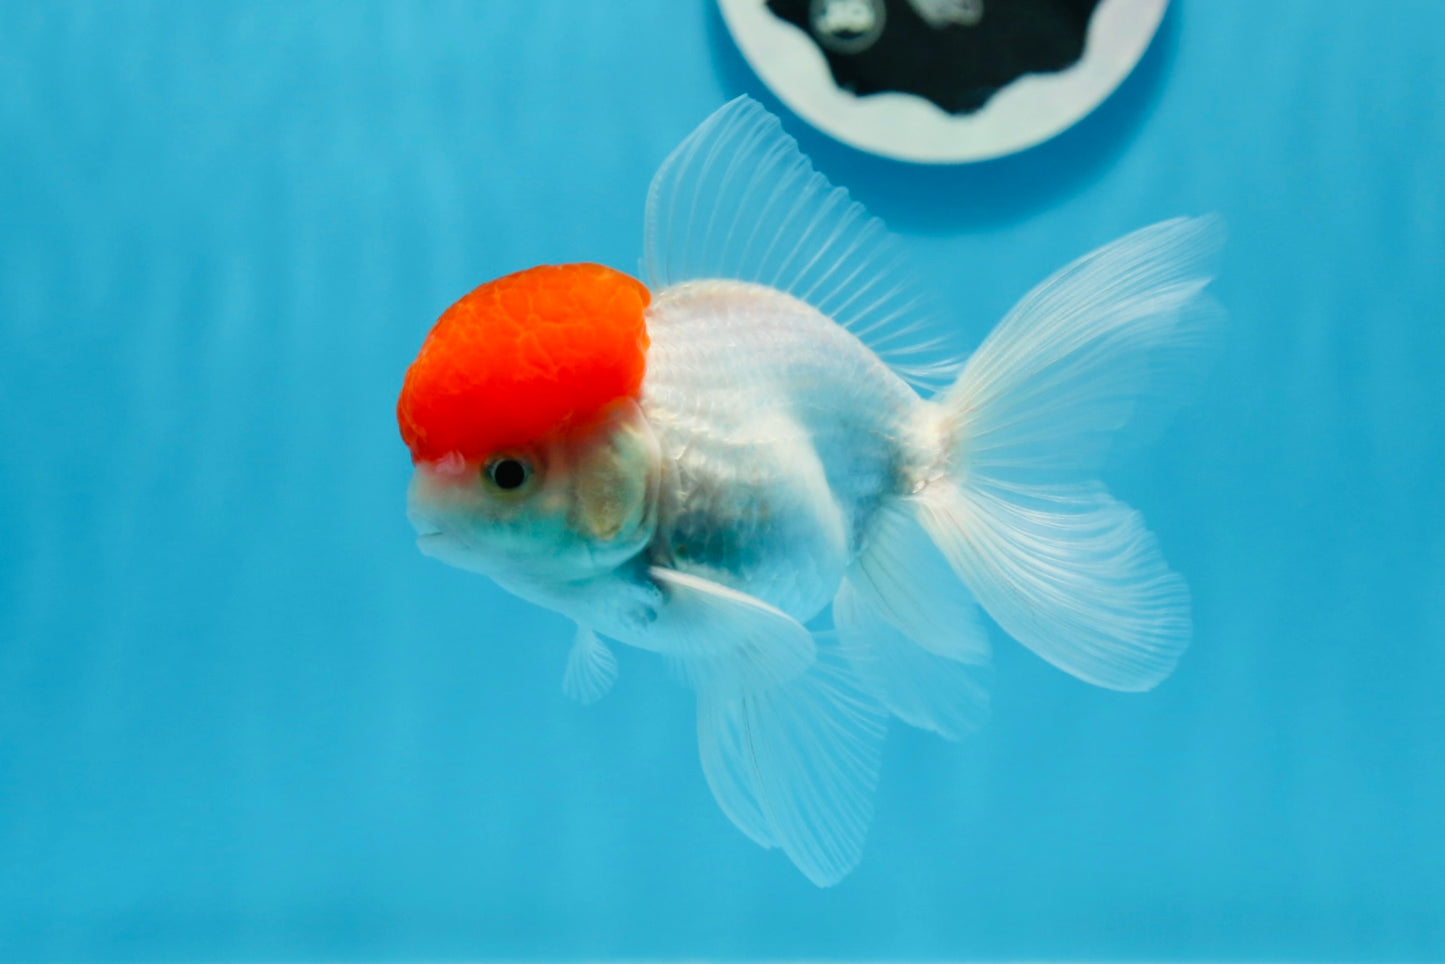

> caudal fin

[{"left": 912, "top": 217, "right": 1224, "bottom": 691}]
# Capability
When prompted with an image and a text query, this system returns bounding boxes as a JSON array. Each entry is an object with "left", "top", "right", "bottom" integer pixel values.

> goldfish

[{"left": 397, "top": 97, "right": 1221, "bottom": 886}]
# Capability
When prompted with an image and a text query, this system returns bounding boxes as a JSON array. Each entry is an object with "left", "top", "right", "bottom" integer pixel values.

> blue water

[{"left": 2, "top": 2, "right": 1442, "bottom": 961}]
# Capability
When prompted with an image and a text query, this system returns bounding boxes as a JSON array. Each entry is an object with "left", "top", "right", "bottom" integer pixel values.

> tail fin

[{"left": 913, "top": 217, "right": 1224, "bottom": 691}]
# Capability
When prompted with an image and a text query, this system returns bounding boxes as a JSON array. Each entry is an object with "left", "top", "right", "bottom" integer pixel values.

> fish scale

[{"left": 641, "top": 279, "right": 915, "bottom": 620}]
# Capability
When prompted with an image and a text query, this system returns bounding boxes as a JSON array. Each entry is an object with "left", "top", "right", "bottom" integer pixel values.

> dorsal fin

[{"left": 642, "top": 96, "right": 959, "bottom": 387}]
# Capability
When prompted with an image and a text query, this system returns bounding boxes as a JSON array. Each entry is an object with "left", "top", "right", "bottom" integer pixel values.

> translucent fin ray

[
  {"left": 849, "top": 503, "right": 991, "bottom": 663},
  {"left": 921, "top": 217, "right": 1222, "bottom": 690},
  {"left": 643, "top": 96, "right": 962, "bottom": 387},
  {"left": 834, "top": 580, "right": 991, "bottom": 741},
  {"left": 697, "top": 643, "right": 888, "bottom": 886},
  {"left": 916, "top": 483, "right": 1189, "bottom": 691},
  {"left": 832, "top": 502, "right": 992, "bottom": 740},
  {"left": 642, "top": 567, "right": 815, "bottom": 699},
  {"left": 697, "top": 694, "right": 778, "bottom": 851},
  {"left": 562, "top": 625, "right": 617, "bottom": 705},
  {"left": 945, "top": 216, "right": 1226, "bottom": 479}
]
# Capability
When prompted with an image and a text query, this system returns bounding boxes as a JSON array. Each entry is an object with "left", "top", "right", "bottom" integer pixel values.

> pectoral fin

[{"left": 562, "top": 624, "right": 618, "bottom": 705}]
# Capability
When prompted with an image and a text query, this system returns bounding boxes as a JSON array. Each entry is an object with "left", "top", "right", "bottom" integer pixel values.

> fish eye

[{"left": 483, "top": 455, "right": 532, "bottom": 493}]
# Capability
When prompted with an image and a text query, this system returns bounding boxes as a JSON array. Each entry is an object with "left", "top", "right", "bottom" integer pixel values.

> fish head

[
  {"left": 397, "top": 262, "right": 657, "bottom": 586},
  {"left": 404, "top": 399, "right": 660, "bottom": 584}
]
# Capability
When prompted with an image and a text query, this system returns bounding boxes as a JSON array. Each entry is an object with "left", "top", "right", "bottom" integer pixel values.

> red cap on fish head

[{"left": 397, "top": 263, "right": 651, "bottom": 464}]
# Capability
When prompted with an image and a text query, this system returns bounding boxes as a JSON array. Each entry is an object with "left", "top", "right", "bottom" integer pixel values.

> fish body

[
  {"left": 644, "top": 280, "right": 916, "bottom": 620},
  {"left": 397, "top": 97, "right": 1222, "bottom": 885}
]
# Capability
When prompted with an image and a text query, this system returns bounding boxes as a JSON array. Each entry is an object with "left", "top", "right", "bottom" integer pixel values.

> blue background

[{"left": 2, "top": 2, "right": 1442, "bottom": 961}]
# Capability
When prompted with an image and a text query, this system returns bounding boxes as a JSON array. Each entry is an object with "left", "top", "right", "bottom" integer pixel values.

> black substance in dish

[{"left": 766, "top": 0, "right": 1103, "bottom": 114}]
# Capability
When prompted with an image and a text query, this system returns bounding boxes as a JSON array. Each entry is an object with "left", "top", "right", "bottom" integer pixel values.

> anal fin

[{"left": 835, "top": 502, "right": 992, "bottom": 740}]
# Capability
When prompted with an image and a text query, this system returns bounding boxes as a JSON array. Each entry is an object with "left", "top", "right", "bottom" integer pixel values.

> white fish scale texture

[{"left": 642, "top": 280, "right": 919, "bottom": 622}]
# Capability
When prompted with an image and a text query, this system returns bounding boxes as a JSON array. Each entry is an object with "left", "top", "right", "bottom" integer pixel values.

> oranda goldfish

[{"left": 397, "top": 97, "right": 1221, "bottom": 885}]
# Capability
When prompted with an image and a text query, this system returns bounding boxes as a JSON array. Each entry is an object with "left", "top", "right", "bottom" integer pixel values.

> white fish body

[
  {"left": 643, "top": 280, "right": 916, "bottom": 619},
  {"left": 405, "top": 97, "right": 1223, "bottom": 886}
]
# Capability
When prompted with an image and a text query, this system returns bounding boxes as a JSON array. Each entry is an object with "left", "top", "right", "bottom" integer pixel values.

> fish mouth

[
  {"left": 407, "top": 508, "right": 446, "bottom": 544},
  {"left": 412, "top": 528, "right": 492, "bottom": 575},
  {"left": 409, "top": 517, "right": 453, "bottom": 554},
  {"left": 414, "top": 530, "right": 452, "bottom": 553}
]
